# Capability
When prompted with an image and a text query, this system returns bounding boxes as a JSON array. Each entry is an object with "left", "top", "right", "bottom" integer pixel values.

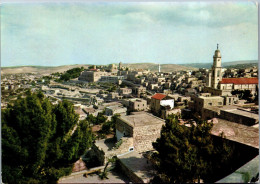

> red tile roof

[
  {"left": 220, "top": 78, "right": 258, "bottom": 84},
  {"left": 152, "top": 93, "right": 167, "bottom": 100}
]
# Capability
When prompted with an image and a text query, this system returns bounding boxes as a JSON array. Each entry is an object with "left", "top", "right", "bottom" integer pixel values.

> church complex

[{"left": 204, "top": 45, "right": 258, "bottom": 96}]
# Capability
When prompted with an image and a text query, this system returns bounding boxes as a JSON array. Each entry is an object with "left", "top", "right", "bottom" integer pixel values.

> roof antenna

[{"left": 217, "top": 43, "right": 219, "bottom": 50}]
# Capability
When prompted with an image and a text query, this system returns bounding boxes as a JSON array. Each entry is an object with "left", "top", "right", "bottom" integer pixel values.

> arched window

[{"left": 217, "top": 70, "right": 220, "bottom": 77}]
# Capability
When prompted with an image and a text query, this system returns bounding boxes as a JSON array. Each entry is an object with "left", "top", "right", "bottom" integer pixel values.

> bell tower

[{"left": 211, "top": 44, "right": 222, "bottom": 89}]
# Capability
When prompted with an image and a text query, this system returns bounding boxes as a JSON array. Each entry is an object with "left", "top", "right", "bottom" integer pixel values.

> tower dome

[
  {"left": 214, "top": 49, "right": 221, "bottom": 57},
  {"left": 214, "top": 44, "right": 221, "bottom": 57}
]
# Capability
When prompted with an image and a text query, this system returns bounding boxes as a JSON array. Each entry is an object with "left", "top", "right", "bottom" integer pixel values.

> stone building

[
  {"left": 132, "top": 85, "right": 146, "bottom": 97},
  {"left": 189, "top": 95, "right": 224, "bottom": 114},
  {"left": 78, "top": 70, "right": 108, "bottom": 82},
  {"left": 106, "top": 92, "right": 121, "bottom": 101},
  {"left": 116, "top": 112, "right": 165, "bottom": 152},
  {"left": 100, "top": 75, "right": 125, "bottom": 84},
  {"left": 128, "top": 98, "right": 147, "bottom": 112},
  {"left": 105, "top": 105, "right": 127, "bottom": 116},
  {"left": 151, "top": 93, "right": 167, "bottom": 115},
  {"left": 119, "top": 88, "right": 132, "bottom": 97},
  {"left": 161, "top": 108, "right": 181, "bottom": 119},
  {"left": 223, "top": 95, "right": 239, "bottom": 105}
]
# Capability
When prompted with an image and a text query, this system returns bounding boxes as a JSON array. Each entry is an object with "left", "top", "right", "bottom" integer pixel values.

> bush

[{"left": 2, "top": 91, "right": 93, "bottom": 183}]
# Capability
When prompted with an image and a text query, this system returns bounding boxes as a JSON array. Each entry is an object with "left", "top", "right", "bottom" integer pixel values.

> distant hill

[
  {"left": 122, "top": 63, "right": 196, "bottom": 72},
  {"left": 1, "top": 63, "right": 196, "bottom": 75},
  {"left": 181, "top": 60, "right": 258, "bottom": 69},
  {"left": 225, "top": 63, "right": 258, "bottom": 69},
  {"left": 2, "top": 60, "right": 257, "bottom": 75},
  {"left": 1, "top": 64, "right": 90, "bottom": 75}
]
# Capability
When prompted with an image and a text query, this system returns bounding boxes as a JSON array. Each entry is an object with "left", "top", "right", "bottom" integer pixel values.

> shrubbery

[{"left": 2, "top": 90, "right": 93, "bottom": 183}]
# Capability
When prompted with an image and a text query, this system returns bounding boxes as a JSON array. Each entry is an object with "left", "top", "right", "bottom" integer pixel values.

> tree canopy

[
  {"left": 59, "top": 67, "right": 84, "bottom": 81},
  {"left": 232, "top": 89, "right": 253, "bottom": 102},
  {"left": 152, "top": 115, "right": 232, "bottom": 183},
  {"left": 2, "top": 90, "right": 93, "bottom": 184}
]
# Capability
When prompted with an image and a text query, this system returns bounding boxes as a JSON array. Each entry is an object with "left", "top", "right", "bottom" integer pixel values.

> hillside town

[{"left": 2, "top": 46, "right": 259, "bottom": 183}]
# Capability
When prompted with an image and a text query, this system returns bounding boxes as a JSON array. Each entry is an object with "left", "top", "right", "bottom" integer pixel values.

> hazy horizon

[
  {"left": 2, "top": 59, "right": 258, "bottom": 68},
  {"left": 1, "top": 2, "right": 258, "bottom": 67}
]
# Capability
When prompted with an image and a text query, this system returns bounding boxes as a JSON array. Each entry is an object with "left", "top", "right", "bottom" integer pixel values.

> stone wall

[
  {"left": 194, "top": 96, "right": 223, "bottom": 114},
  {"left": 201, "top": 107, "right": 220, "bottom": 120},
  {"left": 220, "top": 110, "right": 258, "bottom": 126},
  {"left": 116, "top": 159, "right": 143, "bottom": 183},
  {"left": 105, "top": 137, "right": 134, "bottom": 159},
  {"left": 161, "top": 108, "right": 181, "bottom": 119},
  {"left": 151, "top": 98, "right": 161, "bottom": 114},
  {"left": 133, "top": 123, "right": 163, "bottom": 152},
  {"left": 116, "top": 118, "right": 133, "bottom": 138},
  {"left": 129, "top": 99, "right": 147, "bottom": 111}
]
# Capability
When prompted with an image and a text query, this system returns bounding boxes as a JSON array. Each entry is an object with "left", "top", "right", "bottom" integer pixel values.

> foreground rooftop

[
  {"left": 211, "top": 118, "right": 259, "bottom": 149},
  {"left": 117, "top": 151, "right": 155, "bottom": 183},
  {"left": 119, "top": 112, "right": 165, "bottom": 127}
]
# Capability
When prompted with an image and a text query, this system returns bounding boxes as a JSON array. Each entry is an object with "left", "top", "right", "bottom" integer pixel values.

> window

[
  {"left": 218, "top": 102, "right": 222, "bottom": 105},
  {"left": 208, "top": 103, "right": 212, "bottom": 106},
  {"left": 217, "top": 71, "right": 220, "bottom": 77}
]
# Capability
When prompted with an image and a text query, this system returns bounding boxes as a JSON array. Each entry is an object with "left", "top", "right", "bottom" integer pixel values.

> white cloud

[{"left": 1, "top": 2, "right": 258, "bottom": 66}]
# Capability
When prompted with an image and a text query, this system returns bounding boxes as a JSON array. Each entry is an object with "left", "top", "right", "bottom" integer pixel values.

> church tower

[{"left": 211, "top": 44, "right": 222, "bottom": 89}]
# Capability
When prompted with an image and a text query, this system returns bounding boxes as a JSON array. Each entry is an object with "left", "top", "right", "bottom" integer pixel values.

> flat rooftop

[
  {"left": 119, "top": 112, "right": 165, "bottom": 127},
  {"left": 117, "top": 151, "right": 155, "bottom": 183},
  {"left": 211, "top": 118, "right": 259, "bottom": 149},
  {"left": 220, "top": 107, "right": 259, "bottom": 120},
  {"left": 203, "top": 106, "right": 221, "bottom": 113},
  {"left": 199, "top": 96, "right": 223, "bottom": 100},
  {"left": 106, "top": 105, "right": 126, "bottom": 110}
]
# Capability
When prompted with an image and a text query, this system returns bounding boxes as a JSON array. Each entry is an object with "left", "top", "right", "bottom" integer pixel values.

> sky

[{"left": 1, "top": 1, "right": 258, "bottom": 67}]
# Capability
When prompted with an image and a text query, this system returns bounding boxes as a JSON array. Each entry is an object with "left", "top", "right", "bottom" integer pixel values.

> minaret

[
  {"left": 119, "top": 62, "right": 122, "bottom": 70},
  {"left": 159, "top": 64, "right": 161, "bottom": 73},
  {"left": 211, "top": 44, "right": 222, "bottom": 89}
]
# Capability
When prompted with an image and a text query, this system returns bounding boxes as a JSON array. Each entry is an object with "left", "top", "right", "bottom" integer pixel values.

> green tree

[
  {"left": 2, "top": 90, "right": 93, "bottom": 184},
  {"left": 96, "top": 112, "right": 107, "bottom": 125},
  {"left": 86, "top": 114, "right": 97, "bottom": 125},
  {"left": 99, "top": 156, "right": 116, "bottom": 180},
  {"left": 60, "top": 67, "right": 84, "bottom": 81},
  {"left": 232, "top": 89, "right": 253, "bottom": 102},
  {"left": 152, "top": 115, "right": 232, "bottom": 183}
]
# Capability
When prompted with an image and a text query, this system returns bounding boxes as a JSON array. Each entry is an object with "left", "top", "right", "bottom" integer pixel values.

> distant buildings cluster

[{"left": 2, "top": 46, "right": 259, "bottom": 183}]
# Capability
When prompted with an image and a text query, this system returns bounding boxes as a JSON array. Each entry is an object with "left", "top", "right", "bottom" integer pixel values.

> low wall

[{"left": 116, "top": 159, "right": 143, "bottom": 183}]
